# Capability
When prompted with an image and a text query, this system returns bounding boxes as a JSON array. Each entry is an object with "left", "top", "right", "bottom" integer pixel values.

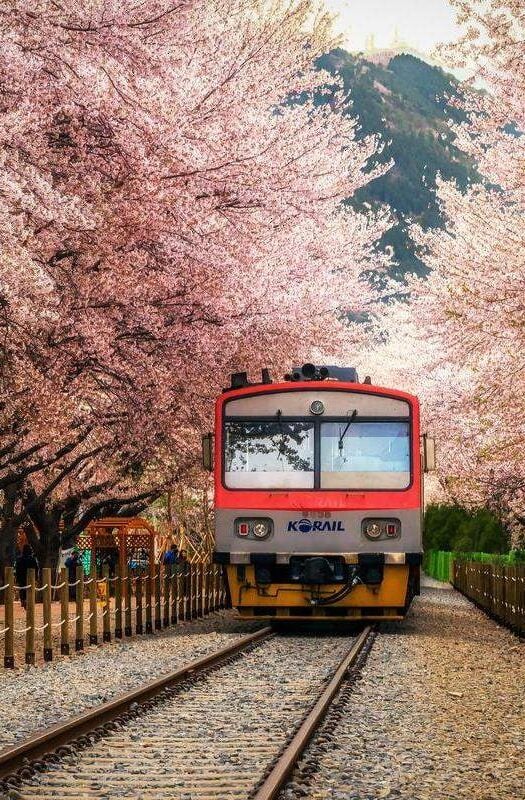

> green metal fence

[
  {"left": 424, "top": 549, "right": 525, "bottom": 583},
  {"left": 454, "top": 550, "right": 525, "bottom": 566},
  {"left": 423, "top": 550, "right": 454, "bottom": 582}
]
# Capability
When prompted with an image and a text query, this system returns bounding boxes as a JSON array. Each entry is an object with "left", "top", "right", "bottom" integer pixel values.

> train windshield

[
  {"left": 320, "top": 421, "right": 410, "bottom": 489},
  {"left": 224, "top": 421, "right": 315, "bottom": 489}
]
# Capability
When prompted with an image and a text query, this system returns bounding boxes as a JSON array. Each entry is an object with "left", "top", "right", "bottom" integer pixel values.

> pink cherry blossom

[
  {"left": 366, "top": 1, "right": 525, "bottom": 543},
  {"left": 0, "top": 0, "right": 389, "bottom": 565}
]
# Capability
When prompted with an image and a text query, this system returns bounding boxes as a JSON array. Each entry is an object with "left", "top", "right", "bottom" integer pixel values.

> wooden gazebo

[{"left": 77, "top": 517, "right": 159, "bottom": 575}]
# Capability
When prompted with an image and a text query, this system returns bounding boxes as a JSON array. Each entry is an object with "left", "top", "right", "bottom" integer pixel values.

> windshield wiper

[{"left": 338, "top": 409, "right": 358, "bottom": 453}]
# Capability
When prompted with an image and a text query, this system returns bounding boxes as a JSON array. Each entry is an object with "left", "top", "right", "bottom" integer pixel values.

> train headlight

[
  {"left": 252, "top": 521, "right": 270, "bottom": 539},
  {"left": 365, "top": 522, "right": 382, "bottom": 539}
]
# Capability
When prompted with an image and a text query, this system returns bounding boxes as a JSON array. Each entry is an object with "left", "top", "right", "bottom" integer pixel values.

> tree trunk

[
  {"left": 25, "top": 501, "right": 63, "bottom": 570},
  {"left": 0, "top": 481, "right": 23, "bottom": 573}
]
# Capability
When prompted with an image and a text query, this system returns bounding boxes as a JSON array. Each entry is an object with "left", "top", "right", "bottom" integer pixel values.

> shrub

[{"left": 424, "top": 503, "right": 509, "bottom": 553}]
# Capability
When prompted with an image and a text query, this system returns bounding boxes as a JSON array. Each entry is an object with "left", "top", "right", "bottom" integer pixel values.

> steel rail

[
  {"left": 252, "top": 625, "right": 372, "bottom": 800},
  {"left": 0, "top": 625, "right": 272, "bottom": 782}
]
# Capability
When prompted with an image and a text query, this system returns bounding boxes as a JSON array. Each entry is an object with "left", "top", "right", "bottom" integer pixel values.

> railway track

[{"left": 0, "top": 624, "right": 374, "bottom": 799}]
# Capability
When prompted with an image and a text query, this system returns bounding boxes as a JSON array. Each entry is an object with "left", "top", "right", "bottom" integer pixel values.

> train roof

[{"left": 219, "top": 365, "right": 418, "bottom": 406}]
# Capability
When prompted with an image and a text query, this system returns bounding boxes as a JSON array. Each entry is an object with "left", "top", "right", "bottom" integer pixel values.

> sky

[{"left": 325, "top": 0, "right": 462, "bottom": 58}]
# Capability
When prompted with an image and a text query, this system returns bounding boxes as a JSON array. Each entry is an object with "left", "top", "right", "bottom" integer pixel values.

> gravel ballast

[
  {"left": 0, "top": 611, "right": 262, "bottom": 751},
  {"left": 284, "top": 581, "right": 525, "bottom": 800},
  {"left": 17, "top": 633, "right": 357, "bottom": 799}
]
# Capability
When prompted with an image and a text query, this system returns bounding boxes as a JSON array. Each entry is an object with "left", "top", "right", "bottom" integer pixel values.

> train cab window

[
  {"left": 320, "top": 421, "right": 410, "bottom": 489},
  {"left": 224, "top": 421, "right": 315, "bottom": 489}
]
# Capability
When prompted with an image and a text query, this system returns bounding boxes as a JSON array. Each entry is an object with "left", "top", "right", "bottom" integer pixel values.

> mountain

[{"left": 316, "top": 49, "right": 479, "bottom": 278}]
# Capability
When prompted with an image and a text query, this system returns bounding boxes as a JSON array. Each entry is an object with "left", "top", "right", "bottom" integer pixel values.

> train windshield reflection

[{"left": 224, "top": 421, "right": 314, "bottom": 489}]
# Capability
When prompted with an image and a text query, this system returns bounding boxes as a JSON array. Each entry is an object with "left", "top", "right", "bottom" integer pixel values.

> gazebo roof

[{"left": 85, "top": 517, "right": 157, "bottom": 536}]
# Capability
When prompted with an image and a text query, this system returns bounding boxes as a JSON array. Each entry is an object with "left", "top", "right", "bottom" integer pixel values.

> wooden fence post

[
  {"left": 25, "top": 568, "right": 36, "bottom": 665},
  {"left": 177, "top": 570, "right": 184, "bottom": 622},
  {"left": 220, "top": 566, "right": 227, "bottom": 608},
  {"left": 154, "top": 567, "right": 162, "bottom": 630},
  {"left": 211, "top": 566, "right": 218, "bottom": 611},
  {"left": 216, "top": 565, "right": 222, "bottom": 610},
  {"left": 209, "top": 566, "right": 214, "bottom": 612},
  {"left": 191, "top": 565, "right": 197, "bottom": 618},
  {"left": 135, "top": 573, "right": 143, "bottom": 634},
  {"left": 124, "top": 567, "right": 132, "bottom": 637},
  {"left": 60, "top": 567, "right": 70, "bottom": 656},
  {"left": 185, "top": 566, "right": 192, "bottom": 621},
  {"left": 3, "top": 567, "right": 14, "bottom": 669},
  {"left": 203, "top": 565, "right": 210, "bottom": 616},
  {"left": 216, "top": 566, "right": 222, "bottom": 609},
  {"left": 89, "top": 564, "right": 98, "bottom": 646},
  {"left": 75, "top": 565, "right": 84, "bottom": 651},
  {"left": 514, "top": 566, "right": 522, "bottom": 636},
  {"left": 170, "top": 568, "right": 177, "bottom": 625},
  {"left": 163, "top": 566, "right": 170, "bottom": 627},
  {"left": 192, "top": 564, "right": 197, "bottom": 618},
  {"left": 114, "top": 567, "right": 123, "bottom": 639},
  {"left": 145, "top": 568, "right": 153, "bottom": 634},
  {"left": 42, "top": 567, "right": 53, "bottom": 662},
  {"left": 196, "top": 564, "right": 202, "bottom": 618},
  {"left": 102, "top": 565, "right": 111, "bottom": 642}
]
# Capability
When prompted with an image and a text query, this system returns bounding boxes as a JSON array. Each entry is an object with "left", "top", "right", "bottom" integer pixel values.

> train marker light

[
  {"left": 386, "top": 523, "right": 397, "bottom": 537},
  {"left": 238, "top": 522, "right": 249, "bottom": 536}
]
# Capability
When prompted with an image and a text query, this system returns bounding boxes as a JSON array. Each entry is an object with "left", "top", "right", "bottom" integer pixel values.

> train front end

[{"left": 209, "top": 365, "right": 425, "bottom": 621}]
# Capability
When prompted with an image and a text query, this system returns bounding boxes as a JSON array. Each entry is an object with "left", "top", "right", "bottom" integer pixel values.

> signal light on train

[
  {"left": 238, "top": 522, "right": 249, "bottom": 536},
  {"left": 386, "top": 523, "right": 397, "bottom": 537},
  {"left": 252, "top": 521, "right": 270, "bottom": 538}
]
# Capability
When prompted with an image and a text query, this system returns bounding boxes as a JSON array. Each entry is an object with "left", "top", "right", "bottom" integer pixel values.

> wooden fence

[
  {"left": 453, "top": 560, "right": 525, "bottom": 637},
  {"left": 1, "top": 564, "right": 228, "bottom": 668}
]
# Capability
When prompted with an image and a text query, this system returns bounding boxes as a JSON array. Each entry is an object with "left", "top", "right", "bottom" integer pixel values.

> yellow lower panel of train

[{"left": 227, "top": 564, "right": 411, "bottom": 621}]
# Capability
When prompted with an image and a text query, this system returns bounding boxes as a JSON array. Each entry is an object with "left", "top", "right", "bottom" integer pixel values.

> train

[{"left": 204, "top": 364, "right": 435, "bottom": 621}]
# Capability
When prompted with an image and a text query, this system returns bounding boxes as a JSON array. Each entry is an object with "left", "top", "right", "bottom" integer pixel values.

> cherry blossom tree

[
  {"left": 366, "top": 1, "right": 524, "bottom": 542},
  {"left": 0, "top": 0, "right": 389, "bottom": 566}
]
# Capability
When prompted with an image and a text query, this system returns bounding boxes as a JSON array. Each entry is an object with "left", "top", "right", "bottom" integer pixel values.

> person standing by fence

[
  {"left": 176, "top": 549, "right": 188, "bottom": 569},
  {"left": 14, "top": 545, "right": 39, "bottom": 610},
  {"left": 163, "top": 544, "right": 178, "bottom": 568}
]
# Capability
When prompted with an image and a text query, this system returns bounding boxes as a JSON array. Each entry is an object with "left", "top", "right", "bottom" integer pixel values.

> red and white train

[{"left": 204, "top": 364, "right": 434, "bottom": 621}]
